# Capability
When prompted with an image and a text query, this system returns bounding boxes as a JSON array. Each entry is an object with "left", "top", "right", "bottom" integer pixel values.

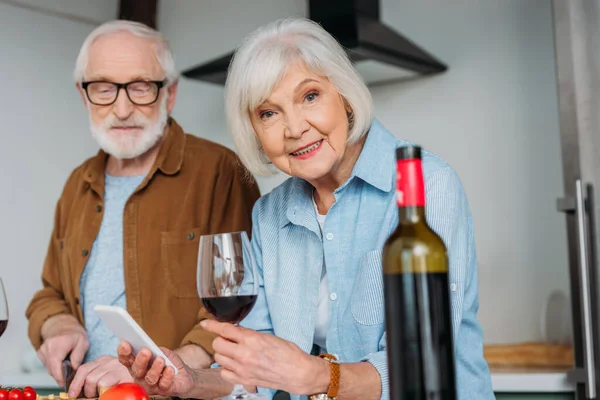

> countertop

[
  {"left": 1, "top": 368, "right": 576, "bottom": 393},
  {"left": 490, "top": 366, "right": 574, "bottom": 393}
]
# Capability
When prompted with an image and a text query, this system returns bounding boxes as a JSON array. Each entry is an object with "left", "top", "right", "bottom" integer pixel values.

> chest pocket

[
  {"left": 350, "top": 196, "right": 396, "bottom": 326},
  {"left": 351, "top": 249, "right": 385, "bottom": 325},
  {"left": 161, "top": 227, "right": 203, "bottom": 299}
]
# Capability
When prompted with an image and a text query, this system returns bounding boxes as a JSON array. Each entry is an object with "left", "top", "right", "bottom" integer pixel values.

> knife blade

[{"left": 61, "top": 353, "right": 75, "bottom": 394}]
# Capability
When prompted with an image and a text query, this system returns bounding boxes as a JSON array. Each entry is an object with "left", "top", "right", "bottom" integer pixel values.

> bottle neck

[
  {"left": 395, "top": 157, "right": 425, "bottom": 225},
  {"left": 398, "top": 205, "right": 426, "bottom": 224}
]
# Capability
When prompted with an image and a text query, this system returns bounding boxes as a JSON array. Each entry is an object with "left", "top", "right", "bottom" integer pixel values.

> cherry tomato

[
  {"left": 99, "top": 383, "right": 148, "bottom": 400},
  {"left": 21, "top": 389, "right": 35, "bottom": 400},
  {"left": 0, "top": 389, "right": 9, "bottom": 400},
  {"left": 8, "top": 389, "right": 23, "bottom": 400}
]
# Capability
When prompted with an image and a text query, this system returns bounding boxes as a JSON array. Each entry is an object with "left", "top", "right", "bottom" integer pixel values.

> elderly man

[{"left": 25, "top": 20, "right": 260, "bottom": 398}]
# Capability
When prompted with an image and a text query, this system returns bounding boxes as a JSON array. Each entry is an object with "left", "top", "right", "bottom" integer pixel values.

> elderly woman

[{"left": 118, "top": 18, "right": 494, "bottom": 400}]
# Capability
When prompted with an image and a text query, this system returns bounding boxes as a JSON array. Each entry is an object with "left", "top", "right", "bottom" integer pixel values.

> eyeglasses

[{"left": 81, "top": 80, "right": 166, "bottom": 106}]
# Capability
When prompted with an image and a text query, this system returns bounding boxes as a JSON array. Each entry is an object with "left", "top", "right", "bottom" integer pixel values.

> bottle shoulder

[
  {"left": 387, "top": 222, "right": 446, "bottom": 247},
  {"left": 383, "top": 223, "right": 448, "bottom": 273}
]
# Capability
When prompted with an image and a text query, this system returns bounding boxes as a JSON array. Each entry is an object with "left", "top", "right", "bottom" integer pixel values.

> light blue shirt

[
  {"left": 79, "top": 173, "right": 145, "bottom": 362},
  {"left": 241, "top": 120, "right": 494, "bottom": 399}
]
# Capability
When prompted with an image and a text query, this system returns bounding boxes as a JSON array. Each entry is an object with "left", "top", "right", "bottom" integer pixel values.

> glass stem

[{"left": 231, "top": 384, "right": 249, "bottom": 399}]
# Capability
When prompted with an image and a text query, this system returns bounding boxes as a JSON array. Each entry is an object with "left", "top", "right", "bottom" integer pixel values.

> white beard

[{"left": 89, "top": 95, "right": 168, "bottom": 160}]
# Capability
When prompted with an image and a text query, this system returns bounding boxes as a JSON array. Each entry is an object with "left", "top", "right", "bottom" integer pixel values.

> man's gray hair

[
  {"left": 225, "top": 18, "right": 374, "bottom": 176},
  {"left": 73, "top": 20, "right": 178, "bottom": 83}
]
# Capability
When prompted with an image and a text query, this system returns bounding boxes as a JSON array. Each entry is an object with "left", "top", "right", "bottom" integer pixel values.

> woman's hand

[
  {"left": 117, "top": 341, "right": 197, "bottom": 398},
  {"left": 201, "top": 320, "right": 329, "bottom": 395}
]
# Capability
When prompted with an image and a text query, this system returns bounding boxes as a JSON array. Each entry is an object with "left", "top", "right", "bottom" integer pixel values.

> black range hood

[{"left": 181, "top": 0, "right": 448, "bottom": 85}]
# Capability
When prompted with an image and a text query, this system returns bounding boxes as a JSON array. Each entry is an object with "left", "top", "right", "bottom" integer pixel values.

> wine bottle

[{"left": 383, "top": 146, "right": 456, "bottom": 400}]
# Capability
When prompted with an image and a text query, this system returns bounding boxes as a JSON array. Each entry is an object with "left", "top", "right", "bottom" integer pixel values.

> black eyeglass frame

[{"left": 81, "top": 80, "right": 167, "bottom": 106}]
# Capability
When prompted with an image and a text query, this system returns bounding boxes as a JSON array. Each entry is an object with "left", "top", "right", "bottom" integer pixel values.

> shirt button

[
  {"left": 450, "top": 283, "right": 457, "bottom": 292},
  {"left": 96, "top": 205, "right": 103, "bottom": 213},
  {"left": 330, "top": 293, "right": 337, "bottom": 301},
  {"left": 187, "top": 232, "right": 195, "bottom": 240},
  {"left": 82, "top": 249, "right": 89, "bottom": 257},
  {"left": 326, "top": 233, "right": 334, "bottom": 241}
]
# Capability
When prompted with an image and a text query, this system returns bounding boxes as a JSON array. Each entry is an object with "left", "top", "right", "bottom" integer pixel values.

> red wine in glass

[
  {"left": 0, "top": 320, "right": 7, "bottom": 338},
  {"left": 201, "top": 295, "right": 257, "bottom": 324},
  {"left": 0, "top": 278, "right": 8, "bottom": 338},
  {"left": 197, "top": 231, "right": 263, "bottom": 399}
]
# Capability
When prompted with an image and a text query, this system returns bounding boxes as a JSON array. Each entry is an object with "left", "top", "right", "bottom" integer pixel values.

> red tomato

[
  {"left": 0, "top": 389, "right": 9, "bottom": 400},
  {"left": 8, "top": 389, "right": 23, "bottom": 400},
  {"left": 21, "top": 390, "right": 34, "bottom": 400},
  {"left": 99, "top": 383, "right": 149, "bottom": 400}
]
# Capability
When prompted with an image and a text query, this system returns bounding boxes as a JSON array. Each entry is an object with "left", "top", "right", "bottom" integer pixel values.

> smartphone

[{"left": 94, "top": 305, "right": 179, "bottom": 375}]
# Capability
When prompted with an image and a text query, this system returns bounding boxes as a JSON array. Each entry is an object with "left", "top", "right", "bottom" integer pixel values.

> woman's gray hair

[
  {"left": 225, "top": 18, "right": 374, "bottom": 176},
  {"left": 73, "top": 20, "right": 178, "bottom": 83}
]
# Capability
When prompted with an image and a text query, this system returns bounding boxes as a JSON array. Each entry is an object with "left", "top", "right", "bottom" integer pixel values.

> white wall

[
  {"left": 372, "top": 1, "right": 570, "bottom": 343},
  {"left": 0, "top": 0, "right": 117, "bottom": 375},
  {"left": 160, "top": 0, "right": 570, "bottom": 344},
  {"left": 3, "top": 0, "right": 119, "bottom": 23}
]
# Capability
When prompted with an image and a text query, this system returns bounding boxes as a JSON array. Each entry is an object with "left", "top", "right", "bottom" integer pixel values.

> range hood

[{"left": 181, "top": 0, "right": 448, "bottom": 85}]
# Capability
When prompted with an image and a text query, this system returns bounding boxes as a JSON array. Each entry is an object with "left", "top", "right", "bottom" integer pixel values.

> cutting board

[{"left": 484, "top": 342, "right": 574, "bottom": 368}]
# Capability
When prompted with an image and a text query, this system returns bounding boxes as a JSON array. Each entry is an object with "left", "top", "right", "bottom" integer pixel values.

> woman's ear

[
  {"left": 340, "top": 95, "right": 352, "bottom": 112},
  {"left": 343, "top": 98, "right": 355, "bottom": 130},
  {"left": 344, "top": 101, "right": 352, "bottom": 114}
]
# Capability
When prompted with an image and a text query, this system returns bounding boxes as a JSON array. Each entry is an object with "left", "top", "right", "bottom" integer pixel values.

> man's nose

[{"left": 112, "top": 88, "right": 135, "bottom": 120}]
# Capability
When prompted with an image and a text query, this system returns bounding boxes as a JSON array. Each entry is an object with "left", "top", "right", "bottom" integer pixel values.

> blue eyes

[
  {"left": 258, "top": 91, "right": 319, "bottom": 120},
  {"left": 305, "top": 92, "right": 318, "bottom": 102},
  {"left": 260, "top": 111, "right": 275, "bottom": 120}
]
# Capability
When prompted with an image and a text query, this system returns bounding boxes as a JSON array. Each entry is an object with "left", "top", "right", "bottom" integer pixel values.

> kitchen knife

[{"left": 61, "top": 353, "right": 75, "bottom": 394}]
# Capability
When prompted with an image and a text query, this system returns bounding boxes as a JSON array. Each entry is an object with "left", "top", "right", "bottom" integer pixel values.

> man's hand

[
  {"left": 37, "top": 314, "right": 89, "bottom": 387},
  {"left": 67, "top": 356, "right": 133, "bottom": 398}
]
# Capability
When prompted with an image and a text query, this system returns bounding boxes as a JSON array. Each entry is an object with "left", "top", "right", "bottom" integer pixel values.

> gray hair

[
  {"left": 73, "top": 20, "right": 178, "bottom": 83},
  {"left": 225, "top": 18, "right": 374, "bottom": 176}
]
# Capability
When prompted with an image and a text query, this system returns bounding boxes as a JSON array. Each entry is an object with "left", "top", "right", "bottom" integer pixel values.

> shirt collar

[
  {"left": 282, "top": 178, "right": 320, "bottom": 232},
  {"left": 346, "top": 118, "right": 397, "bottom": 193},
  {"left": 154, "top": 117, "right": 186, "bottom": 176}
]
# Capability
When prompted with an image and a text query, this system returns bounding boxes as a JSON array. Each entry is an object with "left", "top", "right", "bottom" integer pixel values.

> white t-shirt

[{"left": 313, "top": 200, "right": 329, "bottom": 351}]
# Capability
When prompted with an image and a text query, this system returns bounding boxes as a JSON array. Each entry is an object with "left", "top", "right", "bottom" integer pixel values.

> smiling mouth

[{"left": 290, "top": 140, "right": 323, "bottom": 156}]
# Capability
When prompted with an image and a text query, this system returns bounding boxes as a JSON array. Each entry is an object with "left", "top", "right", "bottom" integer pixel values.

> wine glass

[
  {"left": 0, "top": 278, "right": 8, "bottom": 338},
  {"left": 197, "top": 231, "right": 265, "bottom": 400}
]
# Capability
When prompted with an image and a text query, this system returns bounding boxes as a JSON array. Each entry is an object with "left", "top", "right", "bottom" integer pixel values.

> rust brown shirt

[{"left": 26, "top": 118, "right": 261, "bottom": 355}]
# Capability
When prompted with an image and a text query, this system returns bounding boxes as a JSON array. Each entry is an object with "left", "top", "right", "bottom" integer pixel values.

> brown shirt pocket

[{"left": 161, "top": 227, "right": 203, "bottom": 299}]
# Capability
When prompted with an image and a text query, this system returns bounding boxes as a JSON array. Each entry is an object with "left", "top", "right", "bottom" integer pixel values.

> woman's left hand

[{"left": 200, "top": 320, "right": 328, "bottom": 395}]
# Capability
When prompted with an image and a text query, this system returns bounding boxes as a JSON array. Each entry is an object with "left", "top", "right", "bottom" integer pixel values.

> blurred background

[{"left": 1, "top": 1, "right": 599, "bottom": 399}]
